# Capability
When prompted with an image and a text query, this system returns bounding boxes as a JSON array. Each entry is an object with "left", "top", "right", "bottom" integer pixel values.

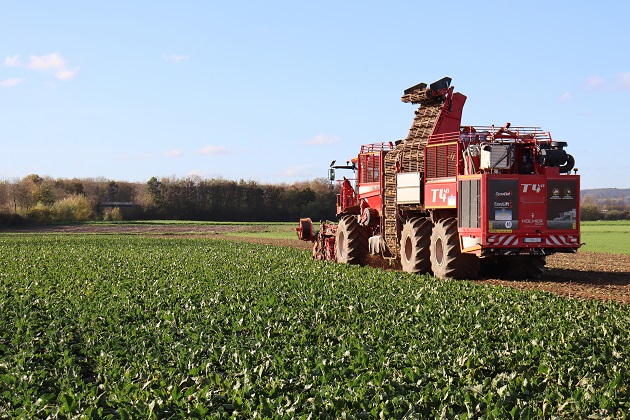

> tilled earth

[
  {"left": 474, "top": 252, "right": 630, "bottom": 304},
  {"left": 9, "top": 224, "right": 630, "bottom": 304}
]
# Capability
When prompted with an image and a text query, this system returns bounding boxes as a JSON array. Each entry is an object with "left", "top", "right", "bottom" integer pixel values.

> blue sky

[{"left": 1, "top": 1, "right": 628, "bottom": 189}]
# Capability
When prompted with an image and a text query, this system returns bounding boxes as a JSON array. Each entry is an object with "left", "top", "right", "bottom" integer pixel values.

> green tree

[
  {"left": 107, "top": 181, "right": 119, "bottom": 202},
  {"left": 145, "top": 177, "right": 163, "bottom": 216}
]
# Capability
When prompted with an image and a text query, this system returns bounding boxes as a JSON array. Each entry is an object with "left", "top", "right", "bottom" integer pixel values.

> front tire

[
  {"left": 335, "top": 215, "right": 369, "bottom": 264},
  {"left": 400, "top": 218, "right": 432, "bottom": 274},
  {"left": 430, "top": 218, "right": 479, "bottom": 279}
]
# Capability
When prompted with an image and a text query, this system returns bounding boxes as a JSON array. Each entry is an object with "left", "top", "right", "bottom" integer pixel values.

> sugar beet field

[{"left": 1, "top": 235, "right": 629, "bottom": 418}]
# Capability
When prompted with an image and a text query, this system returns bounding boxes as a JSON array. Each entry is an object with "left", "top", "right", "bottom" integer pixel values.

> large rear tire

[
  {"left": 430, "top": 218, "right": 479, "bottom": 279},
  {"left": 400, "top": 217, "right": 432, "bottom": 274},
  {"left": 335, "top": 215, "right": 369, "bottom": 264}
]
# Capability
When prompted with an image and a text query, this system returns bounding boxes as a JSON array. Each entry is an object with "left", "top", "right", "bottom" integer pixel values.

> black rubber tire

[
  {"left": 335, "top": 215, "right": 369, "bottom": 264},
  {"left": 506, "top": 256, "right": 546, "bottom": 279},
  {"left": 430, "top": 218, "right": 480, "bottom": 279},
  {"left": 400, "top": 217, "right": 432, "bottom": 274}
]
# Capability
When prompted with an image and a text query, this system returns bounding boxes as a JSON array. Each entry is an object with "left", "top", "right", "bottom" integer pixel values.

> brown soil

[
  {"left": 7, "top": 224, "right": 630, "bottom": 304},
  {"left": 473, "top": 252, "right": 630, "bottom": 304}
]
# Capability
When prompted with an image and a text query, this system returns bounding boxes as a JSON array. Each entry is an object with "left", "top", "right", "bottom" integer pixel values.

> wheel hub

[
  {"left": 435, "top": 237, "right": 444, "bottom": 266},
  {"left": 404, "top": 236, "right": 413, "bottom": 262}
]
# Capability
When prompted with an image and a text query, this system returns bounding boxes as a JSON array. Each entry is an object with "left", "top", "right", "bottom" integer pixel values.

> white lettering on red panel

[
  {"left": 431, "top": 188, "right": 450, "bottom": 203},
  {"left": 522, "top": 183, "right": 545, "bottom": 193}
]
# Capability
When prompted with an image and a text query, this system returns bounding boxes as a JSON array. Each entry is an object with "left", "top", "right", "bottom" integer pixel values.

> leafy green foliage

[{"left": 1, "top": 235, "right": 629, "bottom": 418}]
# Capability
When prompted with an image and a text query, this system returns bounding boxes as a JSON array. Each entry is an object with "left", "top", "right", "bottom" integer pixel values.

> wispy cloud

[
  {"left": 164, "top": 149, "right": 183, "bottom": 158},
  {"left": 0, "top": 78, "right": 24, "bottom": 88},
  {"left": 163, "top": 54, "right": 190, "bottom": 63},
  {"left": 583, "top": 73, "right": 630, "bottom": 92},
  {"left": 55, "top": 68, "right": 79, "bottom": 81},
  {"left": 28, "top": 53, "right": 66, "bottom": 71},
  {"left": 198, "top": 145, "right": 229, "bottom": 155},
  {"left": 28, "top": 53, "right": 79, "bottom": 80},
  {"left": 304, "top": 133, "right": 339, "bottom": 146},
  {"left": 4, "top": 53, "right": 79, "bottom": 81},
  {"left": 559, "top": 92, "right": 572, "bottom": 102},
  {"left": 616, "top": 73, "right": 630, "bottom": 90},
  {"left": 584, "top": 75, "right": 604, "bottom": 90},
  {"left": 3, "top": 55, "right": 22, "bottom": 67}
]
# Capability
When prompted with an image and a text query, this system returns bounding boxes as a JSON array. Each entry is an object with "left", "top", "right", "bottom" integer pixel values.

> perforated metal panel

[{"left": 458, "top": 179, "right": 480, "bottom": 228}]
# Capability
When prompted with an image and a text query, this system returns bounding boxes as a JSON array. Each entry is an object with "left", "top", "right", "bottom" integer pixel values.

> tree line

[
  {"left": 0, "top": 174, "right": 338, "bottom": 225},
  {"left": 0, "top": 174, "right": 627, "bottom": 225},
  {"left": 580, "top": 195, "right": 630, "bottom": 221}
]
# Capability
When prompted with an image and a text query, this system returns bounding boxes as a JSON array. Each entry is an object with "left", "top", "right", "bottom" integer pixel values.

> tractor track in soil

[{"left": 6, "top": 223, "right": 630, "bottom": 304}]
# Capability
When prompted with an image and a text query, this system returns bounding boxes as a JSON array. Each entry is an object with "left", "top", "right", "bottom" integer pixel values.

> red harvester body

[{"left": 296, "top": 77, "right": 580, "bottom": 279}]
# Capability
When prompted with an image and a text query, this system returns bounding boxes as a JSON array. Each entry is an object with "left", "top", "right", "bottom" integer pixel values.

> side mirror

[{"left": 328, "top": 168, "right": 335, "bottom": 182}]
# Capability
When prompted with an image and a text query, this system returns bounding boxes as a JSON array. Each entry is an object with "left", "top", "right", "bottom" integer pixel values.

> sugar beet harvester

[{"left": 296, "top": 77, "right": 580, "bottom": 279}]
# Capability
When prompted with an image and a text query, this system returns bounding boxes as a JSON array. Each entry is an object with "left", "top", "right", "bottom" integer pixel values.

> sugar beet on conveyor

[{"left": 382, "top": 90, "right": 444, "bottom": 257}]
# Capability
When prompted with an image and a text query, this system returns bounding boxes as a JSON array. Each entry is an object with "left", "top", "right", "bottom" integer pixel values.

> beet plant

[{"left": 0, "top": 235, "right": 628, "bottom": 418}]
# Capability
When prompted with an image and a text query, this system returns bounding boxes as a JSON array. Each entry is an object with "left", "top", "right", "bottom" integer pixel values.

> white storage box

[
  {"left": 480, "top": 144, "right": 511, "bottom": 170},
  {"left": 396, "top": 172, "right": 422, "bottom": 204}
]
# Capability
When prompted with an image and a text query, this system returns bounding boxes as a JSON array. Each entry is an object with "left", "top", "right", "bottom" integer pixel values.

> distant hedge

[{"left": 0, "top": 175, "right": 337, "bottom": 224}]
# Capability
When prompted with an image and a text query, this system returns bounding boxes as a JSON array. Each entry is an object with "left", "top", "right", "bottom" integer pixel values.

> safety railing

[{"left": 360, "top": 142, "right": 395, "bottom": 153}]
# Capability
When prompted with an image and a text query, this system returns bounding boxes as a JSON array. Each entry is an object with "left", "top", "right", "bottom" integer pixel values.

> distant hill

[{"left": 582, "top": 188, "right": 630, "bottom": 205}]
